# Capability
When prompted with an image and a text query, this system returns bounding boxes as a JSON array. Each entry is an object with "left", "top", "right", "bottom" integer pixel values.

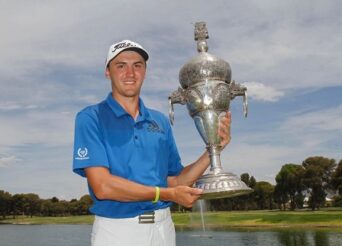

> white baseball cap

[{"left": 105, "top": 39, "right": 149, "bottom": 68}]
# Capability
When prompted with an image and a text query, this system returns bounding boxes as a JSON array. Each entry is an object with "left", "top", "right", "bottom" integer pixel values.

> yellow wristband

[{"left": 152, "top": 186, "right": 160, "bottom": 203}]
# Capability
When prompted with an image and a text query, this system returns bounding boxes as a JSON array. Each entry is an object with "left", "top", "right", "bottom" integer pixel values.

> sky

[{"left": 0, "top": 0, "right": 341, "bottom": 200}]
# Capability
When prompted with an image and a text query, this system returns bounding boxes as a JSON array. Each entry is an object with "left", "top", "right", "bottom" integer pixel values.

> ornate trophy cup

[{"left": 169, "top": 22, "right": 252, "bottom": 199}]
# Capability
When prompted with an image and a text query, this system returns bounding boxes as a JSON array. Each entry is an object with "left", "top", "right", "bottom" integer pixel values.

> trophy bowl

[{"left": 169, "top": 22, "right": 252, "bottom": 200}]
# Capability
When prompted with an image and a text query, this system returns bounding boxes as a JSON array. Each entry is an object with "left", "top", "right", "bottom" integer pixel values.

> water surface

[
  {"left": 0, "top": 224, "right": 341, "bottom": 246},
  {"left": 0, "top": 224, "right": 91, "bottom": 246},
  {"left": 177, "top": 228, "right": 342, "bottom": 246}
]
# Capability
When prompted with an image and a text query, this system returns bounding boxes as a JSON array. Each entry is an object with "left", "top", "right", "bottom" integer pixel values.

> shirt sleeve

[
  {"left": 72, "top": 110, "right": 109, "bottom": 177},
  {"left": 166, "top": 123, "right": 184, "bottom": 176}
]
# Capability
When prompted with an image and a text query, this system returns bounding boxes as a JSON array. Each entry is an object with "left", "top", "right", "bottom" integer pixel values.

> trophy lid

[{"left": 179, "top": 22, "right": 232, "bottom": 89}]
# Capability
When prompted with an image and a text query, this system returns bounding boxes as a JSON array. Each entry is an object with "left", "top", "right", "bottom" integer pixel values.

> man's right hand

[{"left": 161, "top": 186, "right": 203, "bottom": 208}]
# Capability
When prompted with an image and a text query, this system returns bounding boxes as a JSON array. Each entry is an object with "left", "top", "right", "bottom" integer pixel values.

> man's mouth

[{"left": 123, "top": 80, "right": 135, "bottom": 85}]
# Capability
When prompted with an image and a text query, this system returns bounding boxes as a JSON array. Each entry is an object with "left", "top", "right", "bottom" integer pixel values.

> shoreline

[
  {"left": 1, "top": 210, "right": 342, "bottom": 229},
  {"left": 1, "top": 222, "right": 342, "bottom": 230},
  {"left": 175, "top": 224, "right": 342, "bottom": 230}
]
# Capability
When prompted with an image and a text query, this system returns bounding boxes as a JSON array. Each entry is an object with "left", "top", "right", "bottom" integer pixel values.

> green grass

[
  {"left": 1, "top": 210, "right": 342, "bottom": 228},
  {"left": 172, "top": 210, "right": 342, "bottom": 228}
]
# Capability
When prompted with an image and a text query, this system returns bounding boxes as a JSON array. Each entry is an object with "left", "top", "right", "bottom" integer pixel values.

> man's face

[{"left": 106, "top": 50, "right": 146, "bottom": 100}]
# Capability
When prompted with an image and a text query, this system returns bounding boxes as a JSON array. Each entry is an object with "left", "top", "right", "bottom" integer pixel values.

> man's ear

[{"left": 105, "top": 67, "right": 110, "bottom": 79}]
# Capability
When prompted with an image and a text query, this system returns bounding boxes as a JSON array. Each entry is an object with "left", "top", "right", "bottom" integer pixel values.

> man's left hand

[{"left": 218, "top": 111, "right": 232, "bottom": 150}]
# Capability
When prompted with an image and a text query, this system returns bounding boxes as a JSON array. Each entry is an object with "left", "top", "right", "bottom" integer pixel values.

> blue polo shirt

[{"left": 73, "top": 93, "right": 183, "bottom": 218}]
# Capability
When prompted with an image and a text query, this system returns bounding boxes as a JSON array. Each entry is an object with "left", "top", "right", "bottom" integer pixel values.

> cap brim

[{"left": 124, "top": 47, "right": 149, "bottom": 61}]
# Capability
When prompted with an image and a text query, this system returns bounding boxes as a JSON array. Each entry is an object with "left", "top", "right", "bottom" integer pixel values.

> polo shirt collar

[{"left": 105, "top": 93, "right": 152, "bottom": 121}]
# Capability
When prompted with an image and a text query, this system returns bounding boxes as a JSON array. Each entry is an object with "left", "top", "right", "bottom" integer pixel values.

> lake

[{"left": 0, "top": 225, "right": 342, "bottom": 246}]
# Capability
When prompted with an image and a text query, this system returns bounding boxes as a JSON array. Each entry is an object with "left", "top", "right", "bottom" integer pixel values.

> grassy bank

[
  {"left": 172, "top": 210, "right": 342, "bottom": 229},
  {"left": 1, "top": 210, "right": 342, "bottom": 228}
]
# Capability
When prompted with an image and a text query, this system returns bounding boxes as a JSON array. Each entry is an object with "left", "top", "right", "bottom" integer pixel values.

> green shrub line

[{"left": 1, "top": 210, "right": 342, "bottom": 228}]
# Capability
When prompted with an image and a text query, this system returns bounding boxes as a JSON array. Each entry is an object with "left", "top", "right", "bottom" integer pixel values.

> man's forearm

[
  {"left": 85, "top": 167, "right": 201, "bottom": 208},
  {"left": 86, "top": 167, "right": 157, "bottom": 202},
  {"left": 172, "top": 150, "right": 210, "bottom": 187}
]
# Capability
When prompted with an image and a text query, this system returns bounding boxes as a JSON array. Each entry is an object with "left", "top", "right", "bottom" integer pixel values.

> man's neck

[{"left": 112, "top": 93, "right": 140, "bottom": 119}]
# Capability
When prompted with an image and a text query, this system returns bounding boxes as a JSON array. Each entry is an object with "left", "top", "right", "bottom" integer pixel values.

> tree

[
  {"left": 11, "top": 194, "right": 28, "bottom": 217},
  {"left": 79, "top": 194, "right": 93, "bottom": 215},
  {"left": 239, "top": 173, "right": 257, "bottom": 210},
  {"left": 0, "top": 190, "right": 12, "bottom": 219},
  {"left": 40, "top": 199, "right": 54, "bottom": 216},
  {"left": 253, "top": 181, "right": 274, "bottom": 210},
  {"left": 240, "top": 173, "right": 251, "bottom": 185},
  {"left": 331, "top": 159, "right": 342, "bottom": 207},
  {"left": 249, "top": 176, "right": 257, "bottom": 188},
  {"left": 51, "top": 201, "right": 66, "bottom": 216},
  {"left": 274, "top": 164, "right": 305, "bottom": 210},
  {"left": 79, "top": 194, "right": 92, "bottom": 205},
  {"left": 24, "top": 193, "right": 41, "bottom": 217},
  {"left": 302, "top": 156, "right": 336, "bottom": 210},
  {"left": 51, "top": 197, "right": 59, "bottom": 203},
  {"left": 332, "top": 159, "right": 342, "bottom": 195},
  {"left": 333, "top": 195, "right": 342, "bottom": 207}
]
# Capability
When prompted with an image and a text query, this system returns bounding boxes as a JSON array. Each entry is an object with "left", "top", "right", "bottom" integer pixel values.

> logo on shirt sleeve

[{"left": 75, "top": 147, "right": 89, "bottom": 160}]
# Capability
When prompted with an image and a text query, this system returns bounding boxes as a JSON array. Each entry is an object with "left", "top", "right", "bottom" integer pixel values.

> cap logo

[{"left": 112, "top": 41, "right": 137, "bottom": 53}]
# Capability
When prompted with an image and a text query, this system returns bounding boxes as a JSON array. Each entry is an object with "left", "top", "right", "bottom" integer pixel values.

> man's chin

[{"left": 123, "top": 91, "right": 140, "bottom": 98}]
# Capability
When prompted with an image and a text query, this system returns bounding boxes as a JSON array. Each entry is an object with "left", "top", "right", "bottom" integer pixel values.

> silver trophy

[{"left": 169, "top": 22, "right": 252, "bottom": 200}]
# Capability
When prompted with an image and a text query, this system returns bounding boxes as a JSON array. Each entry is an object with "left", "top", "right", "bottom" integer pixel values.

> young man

[{"left": 73, "top": 40, "right": 231, "bottom": 246}]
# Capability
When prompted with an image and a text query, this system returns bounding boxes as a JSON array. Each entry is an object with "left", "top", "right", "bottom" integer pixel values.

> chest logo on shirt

[
  {"left": 75, "top": 147, "right": 89, "bottom": 160},
  {"left": 147, "top": 121, "right": 165, "bottom": 134}
]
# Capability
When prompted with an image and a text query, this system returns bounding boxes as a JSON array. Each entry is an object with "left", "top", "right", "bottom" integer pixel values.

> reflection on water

[
  {"left": 0, "top": 225, "right": 341, "bottom": 246},
  {"left": 176, "top": 228, "right": 342, "bottom": 246},
  {"left": 276, "top": 230, "right": 338, "bottom": 246}
]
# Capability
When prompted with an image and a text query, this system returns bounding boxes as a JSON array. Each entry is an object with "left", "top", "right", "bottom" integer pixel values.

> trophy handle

[
  {"left": 230, "top": 80, "right": 248, "bottom": 118},
  {"left": 168, "top": 87, "right": 186, "bottom": 125},
  {"left": 243, "top": 90, "right": 248, "bottom": 118},
  {"left": 168, "top": 97, "right": 175, "bottom": 125}
]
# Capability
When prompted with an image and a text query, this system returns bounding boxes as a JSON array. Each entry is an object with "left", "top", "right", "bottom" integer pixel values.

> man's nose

[{"left": 126, "top": 66, "right": 134, "bottom": 77}]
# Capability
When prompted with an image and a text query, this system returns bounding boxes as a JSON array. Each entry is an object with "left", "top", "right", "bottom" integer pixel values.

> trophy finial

[{"left": 194, "top": 22, "right": 209, "bottom": 53}]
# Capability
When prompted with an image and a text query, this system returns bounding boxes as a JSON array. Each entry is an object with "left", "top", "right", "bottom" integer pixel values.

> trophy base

[{"left": 194, "top": 171, "right": 253, "bottom": 200}]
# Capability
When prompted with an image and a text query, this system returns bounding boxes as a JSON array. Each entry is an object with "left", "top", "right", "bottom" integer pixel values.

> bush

[{"left": 332, "top": 196, "right": 342, "bottom": 207}]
